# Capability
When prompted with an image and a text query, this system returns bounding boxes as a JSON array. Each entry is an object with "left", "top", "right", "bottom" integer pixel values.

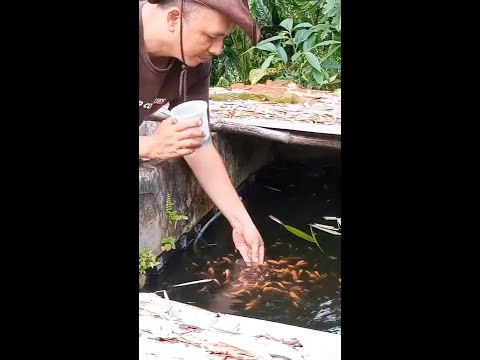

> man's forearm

[{"left": 184, "top": 142, "right": 252, "bottom": 228}]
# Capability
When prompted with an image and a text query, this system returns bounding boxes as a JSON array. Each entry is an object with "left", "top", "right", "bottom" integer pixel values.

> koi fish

[{"left": 245, "top": 296, "right": 261, "bottom": 310}]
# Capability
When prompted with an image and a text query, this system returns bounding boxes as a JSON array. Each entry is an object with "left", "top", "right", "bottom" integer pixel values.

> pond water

[{"left": 144, "top": 159, "right": 341, "bottom": 334}]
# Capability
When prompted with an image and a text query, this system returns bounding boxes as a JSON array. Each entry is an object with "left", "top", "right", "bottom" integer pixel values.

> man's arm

[
  {"left": 183, "top": 142, "right": 264, "bottom": 263},
  {"left": 169, "top": 60, "right": 265, "bottom": 263},
  {"left": 184, "top": 142, "right": 250, "bottom": 229}
]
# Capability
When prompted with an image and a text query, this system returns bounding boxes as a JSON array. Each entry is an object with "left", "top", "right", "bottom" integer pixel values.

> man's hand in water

[{"left": 232, "top": 223, "right": 265, "bottom": 265}]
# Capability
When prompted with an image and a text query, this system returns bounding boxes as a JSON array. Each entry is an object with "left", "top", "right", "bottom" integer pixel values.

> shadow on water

[{"left": 144, "top": 159, "right": 341, "bottom": 334}]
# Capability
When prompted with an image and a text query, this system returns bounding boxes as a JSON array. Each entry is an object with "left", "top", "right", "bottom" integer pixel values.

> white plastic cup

[{"left": 170, "top": 100, "right": 210, "bottom": 147}]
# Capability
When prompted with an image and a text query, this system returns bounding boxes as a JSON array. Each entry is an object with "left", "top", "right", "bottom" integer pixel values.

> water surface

[{"left": 144, "top": 159, "right": 341, "bottom": 334}]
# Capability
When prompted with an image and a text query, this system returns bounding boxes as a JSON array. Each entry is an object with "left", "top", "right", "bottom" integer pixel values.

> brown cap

[{"left": 147, "top": 0, "right": 260, "bottom": 45}]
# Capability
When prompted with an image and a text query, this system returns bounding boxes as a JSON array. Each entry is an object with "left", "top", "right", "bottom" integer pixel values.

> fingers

[
  {"left": 175, "top": 148, "right": 196, "bottom": 156},
  {"left": 232, "top": 228, "right": 252, "bottom": 263},
  {"left": 177, "top": 138, "right": 203, "bottom": 150},
  {"left": 258, "top": 240, "right": 265, "bottom": 264},
  {"left": 251, "top": 238, "right": 260, "bottom": 263},
  {"left": 177, "top": 128, "right": 205, "bottom": 141},
  {"left": 250, "top": 236, "right": 264, "bottom": 264},
  {"left": 236, "top": 244, "right": 252, "bottom": 263},
  {"left": 173, "top": 117, "right": 203, "bottom": 132}
]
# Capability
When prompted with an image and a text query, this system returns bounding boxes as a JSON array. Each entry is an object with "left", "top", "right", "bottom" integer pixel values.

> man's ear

[{"left": 166, "top": 7, "right": 181, "bottom": 30}]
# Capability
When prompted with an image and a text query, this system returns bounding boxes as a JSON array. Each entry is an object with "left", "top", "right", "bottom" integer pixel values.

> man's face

[{"left": 176, "top": 6, "right": 235, "bottom": 67}]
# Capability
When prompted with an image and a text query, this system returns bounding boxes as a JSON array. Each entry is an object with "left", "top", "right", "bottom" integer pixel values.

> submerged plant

[
  {"left": 269, "top": 215, "right": 341, "bottom": 251},
  {"left": 269, "top": 215, "right": 323, "bottom": 251}
]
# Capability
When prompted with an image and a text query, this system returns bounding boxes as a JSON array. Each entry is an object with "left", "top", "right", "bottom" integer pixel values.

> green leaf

[
  {"left": 256, "top": 35, "right": 289, "bottom": 47},
  {"left": 249, "top": 68, "right": 270, "bottom": 85},
  {"left": 309, "top": 40, "right": 341, "bottom": 51},
  {"left": 279, "top": 18, "right": 294, "bottom": 32},
  {"left": 283, "top": 224, "right": 317, "bottom": 243},
  {"left": 172, "top": 242, "right": 176, "bottom": 249},
  {"left": 304, "top": 52, "right": 322, "bottom": 72},
  {"left": 291, "top": 51, "right": 302, "bottom": 62},
  {"left": 165, "top": 243, "right": 172, "bottom": 251},
  {"left": 303, "top": 33, "right": 316, "bottom": 51},
  {"left": 320, "top": 60, "right": 341, "bottom": 70},
  {"left": 276, "top": 45, "right": 288, "bottom": 63},
  {"left": 240, "top": 46, "right": 257, "bottom": 56},
  {"left": 256, "top": 43, "right": 278, "bottom": 53},
  {"left": 336, "top": 13, "right": 341, "bottom": 31},
  {"left": 323, "top": 0, "right": 337, "bottom": 13},
  {"left": 323, "top": 0, "right": 340, "bottom": 27},
  {"left": 295, "top": 29, "right": 315, "bottom": 45},
  {"left": 312, "top": 69, "right": 324, "bottom": 85},
  {"left": 161, "top": 246, "right": 166, "bottom": 251},
  {"left": 261, "top": 54, "right": 276, "bottom": 69},
  {"left": 215, "top": 76, "right": 230, "bottom": 88},
  {"left": 321, "top": 67, "right": 330, "bottom": 79},
  {"left": 320, "top": 27, "right": 331, "bottom": 41},
  {"left": 255, "top": 0, "right": 272, "bottom": 27},
  {"left": 293, "top": 22, "right": 312, "bottom": 30},
  {"left": 312, "top": 23, "right": 330, "bottom": 32}
]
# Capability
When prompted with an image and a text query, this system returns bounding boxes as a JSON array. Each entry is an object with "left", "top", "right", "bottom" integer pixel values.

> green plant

[
  {"left": 269, "top": 215, "right": 322, "bottom": 250},
  {"left": 166, "top": 193, "right": 188, "bottom": 229},
  {"left": 161, "top": 194, "right": 189, "bottom": 253},
  {"left": 161, "top": 236, "right": 176, "bottom": 252},
  {"left": 139, "top": 249, "right": 160, "bottom": 275},
  {"left": 211, "top": 0, "right": 341, "bottom": 88},
  {"left": 296, "top": 0, "right": 341, "bottom": 31},
  {"left": 211, "top": 27, "right": 260, "bottom": 86},
  {"left": 245, "top": 17, "right": 340, "bottom": 89},
  {"left": 269, "top": 215, "right": 341, "bottom": 251}
]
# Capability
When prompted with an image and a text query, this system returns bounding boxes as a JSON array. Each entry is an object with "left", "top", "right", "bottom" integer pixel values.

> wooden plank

[
  {"left": 139, "top": 292, "right": 341, "bottom": 360},
  {"left": 214, "top": 117, "right": 341, "bottom": 135}
]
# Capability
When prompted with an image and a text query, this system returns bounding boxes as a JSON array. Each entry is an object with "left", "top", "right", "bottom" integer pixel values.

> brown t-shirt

[{"left": 139, "top": 1, "right": 211, "bottom": 126}]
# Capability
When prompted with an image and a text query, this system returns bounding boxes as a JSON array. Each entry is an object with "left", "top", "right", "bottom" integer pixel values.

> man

[{"left": 139, "top": 0, "right": 265, "bottom": 264}]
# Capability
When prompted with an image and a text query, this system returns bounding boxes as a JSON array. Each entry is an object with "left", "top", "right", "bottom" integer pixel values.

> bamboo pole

[{"left": 211, "top": 120, "right": 340, "bottom": 149}]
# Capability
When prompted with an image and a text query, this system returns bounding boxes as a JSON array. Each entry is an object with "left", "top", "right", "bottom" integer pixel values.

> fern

[
  {"left": 170, "top": 213, "right": 189, "bottom": 222},
  {"left": 165, "top": 193, "right": 189, "bottom": 228},
  {"left": 166, "top": 193, "right": 174, "bottom": 214}
]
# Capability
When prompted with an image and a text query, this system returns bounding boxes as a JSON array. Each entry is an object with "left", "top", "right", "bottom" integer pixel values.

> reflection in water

[{"left": 144, "top": 160, "right": 341, "bottom": 334}]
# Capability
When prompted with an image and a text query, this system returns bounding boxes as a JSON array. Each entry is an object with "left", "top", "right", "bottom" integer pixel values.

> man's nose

[{"left": 208, "top": 39, "right": 224, "bottom": 56}]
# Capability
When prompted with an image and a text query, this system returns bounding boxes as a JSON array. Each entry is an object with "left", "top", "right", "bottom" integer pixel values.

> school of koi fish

[{"left": 191, "top": 250, "right": 340, "bottom": 313}]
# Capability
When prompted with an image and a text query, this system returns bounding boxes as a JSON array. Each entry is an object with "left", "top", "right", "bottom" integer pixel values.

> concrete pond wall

[{"left": 139, "top": 120, "right": 276, "bottom": 256}]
